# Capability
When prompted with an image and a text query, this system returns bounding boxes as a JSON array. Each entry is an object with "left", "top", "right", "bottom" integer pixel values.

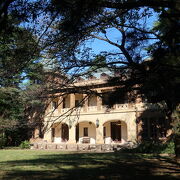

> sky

[
  {"left": 86, "top": 29, "right": 120, "bottom": 55},
  {"left": 85, "top": 11, "right": 158, "bottom": 55}
]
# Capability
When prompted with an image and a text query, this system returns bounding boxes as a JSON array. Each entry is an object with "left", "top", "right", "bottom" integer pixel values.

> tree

[
  {"left": 41, "top": 0, "right": 180, "bottom": 158},
  {"left": 0, "top": 10, "right": 42, "bottom": 146},
  {"left": 0, "top": 15, "right": 40, "bottom": 87},
  {"left": 0, "top": 0, "right": 179, "bottom": 155},
  {"left": 0, "top": 87, "right": 27, "bottom": 146}
]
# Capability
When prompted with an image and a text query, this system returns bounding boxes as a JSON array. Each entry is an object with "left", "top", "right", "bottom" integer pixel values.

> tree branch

[
  {"left": 91, "top": 34, "right": 121, "bottom": 48},
  {"left": 99, "top": 0, "right": 174, "bottom": 9}
]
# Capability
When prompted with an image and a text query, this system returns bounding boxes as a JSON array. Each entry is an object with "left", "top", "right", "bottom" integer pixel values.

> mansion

[{"left": 33, "top": 70, "right": 168, "bottom": 149}]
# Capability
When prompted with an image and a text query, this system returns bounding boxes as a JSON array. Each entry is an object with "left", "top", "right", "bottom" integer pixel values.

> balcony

[
  {"left": 48, "top": 102, "right": 161, "bottom": 117},
  {"left": 48, "top": 93, "right": 136, "bottom": 117},
  {"left": 58, "top": 103, "right": 133, "bottom": 115}
]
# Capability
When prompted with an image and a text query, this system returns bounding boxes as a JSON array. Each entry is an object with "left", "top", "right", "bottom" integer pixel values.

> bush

[
  {"left": 19, "top": 140, "right": 30, "bottom": 149},
  {"left": 122, "top": 140, "right": 175, "bottom": 154},
  {"left": 161, "top": 141, "right": 175, "bottom": 154}
]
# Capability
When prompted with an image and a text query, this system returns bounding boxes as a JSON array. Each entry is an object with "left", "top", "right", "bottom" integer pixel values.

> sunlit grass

[{"left": 0, "top": 150, "right": 179, "bottom": 180}]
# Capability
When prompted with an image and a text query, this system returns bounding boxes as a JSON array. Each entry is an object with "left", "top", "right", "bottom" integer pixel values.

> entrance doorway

[
  {"left": 75, "top": 121, "right": 96, "bottom": 144},
  {"left": 76, "top": 124, "right": 79, "bottom": 142},
  {"left": 61, "top": 124, "right": 69, "bottom": 142},
  {"left": 111, "top": 122, "right": 121, "bottom": 142}
]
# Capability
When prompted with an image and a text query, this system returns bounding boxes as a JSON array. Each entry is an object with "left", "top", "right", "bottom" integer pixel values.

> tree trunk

[
  {"left": 170, "top": 108, "right": 180, "bottom": 162},
  {"left": 174, "top": 135, "right": 180, "bottom": 162}
]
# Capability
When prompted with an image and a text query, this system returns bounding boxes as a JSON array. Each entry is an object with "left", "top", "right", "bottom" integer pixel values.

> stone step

[{"left": 32, "top": 143, "right": 130, "bottom": 152}]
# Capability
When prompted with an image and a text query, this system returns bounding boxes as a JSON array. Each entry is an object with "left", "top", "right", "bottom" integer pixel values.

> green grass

[{"left": 0, "top": 150, "right": 179, "bottom": 180}]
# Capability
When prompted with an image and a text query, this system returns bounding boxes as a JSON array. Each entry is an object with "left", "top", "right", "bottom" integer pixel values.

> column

[
  {"left": 96, "top": 123, "right": 104, "bottom": 144},
  {"left": 68, "top": 125, "right": 76, "bottom": 143},
  {"left": 127, "top": 112, "right": 137, "bottom": 142},
  {"left": 70, "top": 93, "right": 75, "bottom": 108},
  {"left": 97, "top": 90, "right": 102, "bottom": 111},
  {"left": 58, "top": 96, "right": 63, "bottom": 113},
  {"left": 136, "top": 112, "right": 143, "bottom": 142},
  {"left": 44, "top": 127, "right": 52, "bottom": 143},
  {"left": 83, "top": 94, "right": 88, "bottom": 112}
]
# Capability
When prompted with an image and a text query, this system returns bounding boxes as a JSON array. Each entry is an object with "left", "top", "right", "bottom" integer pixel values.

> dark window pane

[
  {"left": 84, "top": 127, "right": 88, "bottom": 136},
  {"left": 52, "top": 101, "right": 58, "bottom": 109}
]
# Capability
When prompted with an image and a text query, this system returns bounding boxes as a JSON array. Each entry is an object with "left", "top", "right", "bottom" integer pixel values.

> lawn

[{"left": 0, "top": 150, "right": 179, "bottom": 180}]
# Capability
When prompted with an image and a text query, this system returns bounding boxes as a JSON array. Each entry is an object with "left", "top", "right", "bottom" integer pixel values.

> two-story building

[{"left": 34, "top": 70, "right": 167, "bottom": 148}]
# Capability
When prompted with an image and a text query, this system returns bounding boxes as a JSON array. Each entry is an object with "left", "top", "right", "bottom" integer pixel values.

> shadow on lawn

[{"left": 1, "top": 152, "right": 180, "bottom": 180}]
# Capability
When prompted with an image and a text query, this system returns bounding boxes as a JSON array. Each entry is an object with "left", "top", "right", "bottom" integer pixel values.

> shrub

[
  {"left": 161, "top": 141, "right": 175, "bottom": 154},
  {"left": 122, "top": 140, "right": 175, "bottom": 154},
  {"left": 19, "top": 140, "right": 30, "bottom": 149}
]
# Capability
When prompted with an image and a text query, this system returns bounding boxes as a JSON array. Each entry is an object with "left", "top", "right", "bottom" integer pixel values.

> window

[
  {"left": 102, "top": 91, "right": 127, "bottom": 105},
  {"left": 75, "top": 100, "right": 79, "bottom": 107},
  {"left": 63, "top": 98, "right": 66, "bottom": 108},
  {"left": 102, "top": 93, "right": 110, "bottom": 105},
  {"left": 116, "top": 94, "right": 127, "bottom": 104},
  {"left": 75, "top": 100, "right": 82, "bottom": 107},
  {"left": 141, "top": 118, "right": 148, "bottom": 139},
  {"left": 75, "top": 99, "right": 83, "bottom": 107},
  {"left": 141, "top": 117, "right": 167, "bottom": 140},
  {"left": 84, "top": 127, "right": 88, "bottom": 137},
  {"left": 63, "top": 96, "right": 71, "bottom": 108},
  {"left": 158, "top": 117, "right": 167, "bottom": 137},
  {"left": 149, "top": 118, "right": 157, "bottom": 139},
  {"left": 88, "top": 95, "right": 97, "bottom": 106},
  {"left": 52, "top": 101, "right": 58, "bottom": 110}
]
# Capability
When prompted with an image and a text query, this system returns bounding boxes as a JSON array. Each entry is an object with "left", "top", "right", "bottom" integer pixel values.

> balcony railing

[
  {"left": 88, "top": 106, "right": 97, "bottom": 111},
  {"left": 50, "top": 109, "right": 59, "bottom": 116},
  {"left": 114, "top": 104, "right": 129, "bottom": 110},
  {"left": 135, "top": 103, "right": 163, "bottom": 110},
  {"left": 48, "top": 102, "right": 161, "bottom": 117},
  {"left": 61, "top": 107, "right": 83, "bottom": 114},
  {"left": 61, "top": 108, "right": 70, "bottom": 113}
]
